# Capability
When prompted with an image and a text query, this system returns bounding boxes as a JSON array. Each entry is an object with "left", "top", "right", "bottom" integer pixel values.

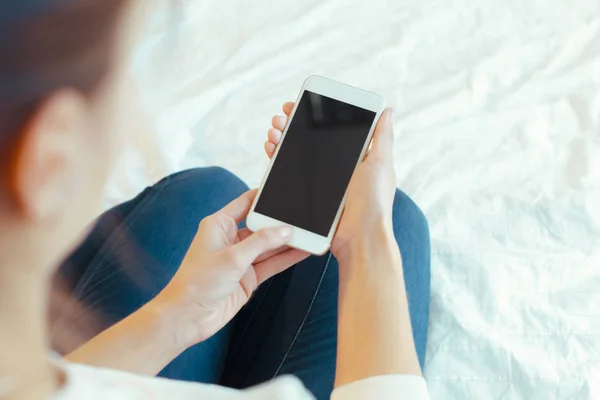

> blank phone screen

[{"left": 254, "top": 90, "right": 377, "bottom": 236}]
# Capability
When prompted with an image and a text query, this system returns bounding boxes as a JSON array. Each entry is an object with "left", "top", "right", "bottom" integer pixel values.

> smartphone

[{"left": 247, "top": 76, "right": 384, "bottom": 255}]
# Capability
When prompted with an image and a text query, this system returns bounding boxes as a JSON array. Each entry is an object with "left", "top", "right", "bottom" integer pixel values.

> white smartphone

[{"left": 247, "top": 75, "right": 384, "bottom": 255}]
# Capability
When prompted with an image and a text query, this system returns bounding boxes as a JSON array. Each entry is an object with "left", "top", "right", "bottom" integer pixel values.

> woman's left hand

[{"left": 156, "top": 189, "right": 309, "bottom": 347}]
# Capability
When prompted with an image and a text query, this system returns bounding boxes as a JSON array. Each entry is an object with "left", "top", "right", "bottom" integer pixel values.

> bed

[{"left": 112, "top": 0, "right": 600, "bottom": 398}]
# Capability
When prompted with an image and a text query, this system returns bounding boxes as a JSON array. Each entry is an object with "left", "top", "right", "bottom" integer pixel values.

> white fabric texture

[
  {"left": 51, "top": 363, "right": 428, "bottom": 400},
  {"left": 52, "top": 363, "right": 313, "bottom": 400},
  {"left": 107, "top": 1, "right": 600, "bottom": 399}
]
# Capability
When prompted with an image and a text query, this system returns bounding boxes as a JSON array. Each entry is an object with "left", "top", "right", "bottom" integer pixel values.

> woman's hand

[
  {"left": 156, "top": 189, "right": 309, "bottom": 346},
  {"left": 66, "top": 189, "right": 309, "bottom": 376},
  {"left": 268, "top": 103, "right": 422, "bottom": 385},
  {"left": 265, "top": 103, "right": 397, "bottom": 263}
]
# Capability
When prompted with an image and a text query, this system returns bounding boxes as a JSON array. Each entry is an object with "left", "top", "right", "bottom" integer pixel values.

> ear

[{"left": 9, "top": 89, "right": 88, "bottom": 223}]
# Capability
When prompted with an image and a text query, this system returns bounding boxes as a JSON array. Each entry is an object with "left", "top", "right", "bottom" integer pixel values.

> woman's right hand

[{"left": 265, "top": 103, "right": 398, "bottom": 263}]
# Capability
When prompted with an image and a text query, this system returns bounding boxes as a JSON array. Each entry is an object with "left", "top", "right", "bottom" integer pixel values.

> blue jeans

[{"left": 54, "top": 167, "right": 430, "bottom": 400}]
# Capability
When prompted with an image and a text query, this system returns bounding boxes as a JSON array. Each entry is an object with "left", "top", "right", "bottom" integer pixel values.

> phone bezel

[{"left": 246, "top": 75, "right": 384, "bottom": 255}]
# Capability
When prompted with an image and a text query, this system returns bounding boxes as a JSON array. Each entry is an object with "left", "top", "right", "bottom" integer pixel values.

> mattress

[{"left": 112, "top": 0, "right": 600, "bottom": 398}]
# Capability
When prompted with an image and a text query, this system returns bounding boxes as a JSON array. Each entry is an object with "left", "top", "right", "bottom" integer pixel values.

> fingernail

[
  {"left": 277, "top": 226, "right": 293, "bottom": 240},
  {"left": 389, "top": 108, "right": 395, "bottom": 121}
]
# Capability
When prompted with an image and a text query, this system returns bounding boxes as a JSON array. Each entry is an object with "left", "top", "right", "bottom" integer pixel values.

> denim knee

[
  {"left": 392, "top": 189, "right": 430, "bottom": 369},
  {"left": 160, "top": 167, "right": 247, "bottom": 190},
  {"left": 153, "top": 167, "right": 248, "bottom": 202},
  {"left": 392, "top": 189, "right": 430, "bottom": 250}
]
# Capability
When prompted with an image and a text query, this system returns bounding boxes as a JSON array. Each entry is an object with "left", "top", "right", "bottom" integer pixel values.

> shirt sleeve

[{"left": 331, "top": 375, "right": 429, "bottom": 400}]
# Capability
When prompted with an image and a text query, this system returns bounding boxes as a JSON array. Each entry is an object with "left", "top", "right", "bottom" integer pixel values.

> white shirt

[{"left": 51, "top": 362, "right": 430, "bottom": 400}]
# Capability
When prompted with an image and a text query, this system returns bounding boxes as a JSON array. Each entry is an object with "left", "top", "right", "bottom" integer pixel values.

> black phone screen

[{"left": 254, "top": 90, "right": 377, "bottom": 236}]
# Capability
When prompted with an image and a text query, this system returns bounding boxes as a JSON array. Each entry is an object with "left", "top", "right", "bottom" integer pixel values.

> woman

[{"left": 0, "top": 0, "right": 431, "bottom": 399}]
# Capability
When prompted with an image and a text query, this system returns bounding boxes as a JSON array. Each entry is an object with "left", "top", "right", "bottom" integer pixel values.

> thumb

[
  {"left": 369, "top": 108, "right": 395, "bottom": 158},
  {"left": 229, "top": 226, "right": 293, "bottom": 267}
]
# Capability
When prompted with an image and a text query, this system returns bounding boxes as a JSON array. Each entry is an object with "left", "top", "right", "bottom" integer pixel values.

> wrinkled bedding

[{"left": 112, "top": 0, "right": 600, "bottom": 398}]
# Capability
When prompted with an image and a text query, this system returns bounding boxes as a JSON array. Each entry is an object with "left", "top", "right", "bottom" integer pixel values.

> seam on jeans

[
  {"left": 272, "top": 252, "right": 332, "bottom": 379},
  {"left": 226, "top": 278, "right": 276, "bottom": 363},
  {"left": 73, "top": 182, "right": 167, "bottom": 297},
  {"left": 56, "top": 177, "right": 171, "bottom": 329}
]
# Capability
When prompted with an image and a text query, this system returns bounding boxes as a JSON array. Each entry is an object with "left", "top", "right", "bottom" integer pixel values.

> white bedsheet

[{"left": 114, "top": 0, "right": 600, "bottom": 398}]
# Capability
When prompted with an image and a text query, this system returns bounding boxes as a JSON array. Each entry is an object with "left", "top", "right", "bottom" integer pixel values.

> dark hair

[{"left": 0, "top": 0, "right": 128, "bottom": 146}]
